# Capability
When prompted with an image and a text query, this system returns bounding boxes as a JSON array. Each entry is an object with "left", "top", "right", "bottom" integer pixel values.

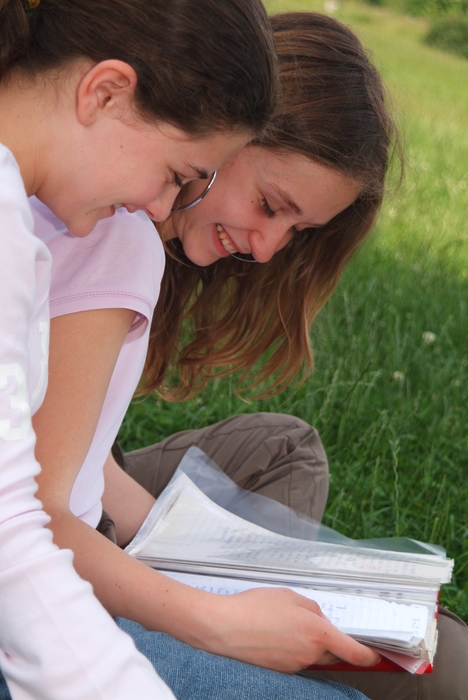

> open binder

[{"left": 125, "top": 447, "right": 453, "bottom": 674}]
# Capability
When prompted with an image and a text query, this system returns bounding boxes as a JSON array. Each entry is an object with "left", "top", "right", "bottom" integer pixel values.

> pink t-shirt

[{"left": 31, "top": 198, "right": 165, "bottom": 527}]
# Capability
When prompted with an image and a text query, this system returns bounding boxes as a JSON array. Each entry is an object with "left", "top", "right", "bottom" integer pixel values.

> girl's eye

[
  {"left": 174, "top": 173, "right": 184, "bottom": 188},
  {"left": 261, "top": 198, "right": 275, "bottom": 218}
]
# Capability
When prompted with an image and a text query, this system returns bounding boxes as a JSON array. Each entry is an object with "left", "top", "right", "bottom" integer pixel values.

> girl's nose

[
  {"left": 250, "top": 225, "right": 294, "bottom": 263},
  {"left": 144, "top": 187, "right": 179, "bottom": 222}
]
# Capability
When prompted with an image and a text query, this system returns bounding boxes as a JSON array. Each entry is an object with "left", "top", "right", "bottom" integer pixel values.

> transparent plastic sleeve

[
  {"left": 131, "top": 446, "right": 447, "bottom": 557},
  {"left": 125, "top": 447, "right": 451, "bottom": 674}
]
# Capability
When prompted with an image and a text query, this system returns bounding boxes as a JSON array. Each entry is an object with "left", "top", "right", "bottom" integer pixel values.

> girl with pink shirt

[{"left": 0, "top": 0, "right": 278, "bottom": 697}]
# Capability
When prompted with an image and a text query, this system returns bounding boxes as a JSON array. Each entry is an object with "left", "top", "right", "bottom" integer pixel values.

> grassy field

[{"left": 119, "top": 0, "right": 468, "bottom": 620}]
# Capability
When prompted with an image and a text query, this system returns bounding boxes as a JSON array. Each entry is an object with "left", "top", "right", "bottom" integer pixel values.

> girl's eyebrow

[
  {"left": 268, "top": 182, "right": 325, "bottom": 229},
  {"left": 269, "top": 183, "right": 302, "bottom": 215}
]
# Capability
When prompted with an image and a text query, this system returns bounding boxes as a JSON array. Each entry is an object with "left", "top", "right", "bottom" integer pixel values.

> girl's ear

[{"left": 75, "top": 60, "right": 138, "bottom": 126}]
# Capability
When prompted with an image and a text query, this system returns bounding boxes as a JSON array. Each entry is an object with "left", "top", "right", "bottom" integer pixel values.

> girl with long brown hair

[
  {"left": 126, "top": 16, "right": 467, "bottom": 700},
  {"left": 147, "top": 10, "right": 393, "bottom": 403},
  {"left": 112, "top": 16, "right": 468, "bottom": 699}
]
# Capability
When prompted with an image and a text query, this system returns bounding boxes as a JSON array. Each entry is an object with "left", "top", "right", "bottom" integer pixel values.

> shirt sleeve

[
  {"left": 32, "top": 200, "right": 165, "bottom": 343},
  {"left": 0, "top": 147, "right": 175, "bottom": 700}
]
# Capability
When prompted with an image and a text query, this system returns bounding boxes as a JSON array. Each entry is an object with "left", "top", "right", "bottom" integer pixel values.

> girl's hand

[{"left": 194, "top": 586, "right": 380, "bottom": 673}]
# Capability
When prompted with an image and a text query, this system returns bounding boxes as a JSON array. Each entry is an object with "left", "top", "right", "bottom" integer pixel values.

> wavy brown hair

[{"left": 142, "top": 11, "right": 401, "bottom": 399}]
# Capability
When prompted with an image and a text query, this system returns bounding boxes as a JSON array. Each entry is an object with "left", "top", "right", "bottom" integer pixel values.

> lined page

[{"left": 164, "top": 571, "right": 429, "bottom": 640}]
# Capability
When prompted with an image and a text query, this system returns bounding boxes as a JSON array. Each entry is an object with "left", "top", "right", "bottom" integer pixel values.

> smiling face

[
  {"left": 167, "top": 146, "right": 361, "bottom": 266},
  {"left": 26, "top": 60, "right": 249, "bottom": 238},
  {"left": 39, "top": 121, "right": 248, "bottom": 238}
]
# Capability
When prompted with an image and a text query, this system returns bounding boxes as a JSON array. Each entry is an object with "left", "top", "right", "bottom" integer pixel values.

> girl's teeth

[{"left": 216, "top": 223, "right": 237, "bottom": 254}]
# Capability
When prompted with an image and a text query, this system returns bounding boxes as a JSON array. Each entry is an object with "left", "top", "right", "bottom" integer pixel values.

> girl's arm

[
  {"left": 34, "top": 308, "right": 380, "bottom": 673},
  {"left": 102, "top": 450, "right": 156, "bottom": 547}
]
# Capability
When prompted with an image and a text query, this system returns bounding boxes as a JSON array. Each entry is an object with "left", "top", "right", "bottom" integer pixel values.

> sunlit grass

[{"left": 119, "top": 0, "right": 468, "bottom": 620}]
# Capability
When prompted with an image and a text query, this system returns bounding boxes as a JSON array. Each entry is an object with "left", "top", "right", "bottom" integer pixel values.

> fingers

[
  {"left": 312, "top": 651, "right": 341, "bottom": 665},
  {"left": 292, "top": 592, "right": 324, "bottom": 618},
  {"left": 211, "top": 587, "right": 381, "bottom": 673},
  {"left": 293, "top": 593, "right": 381, "bottom": 668},
  {"left": 317, "top": 620, "right": 381, "bottom": 667}
]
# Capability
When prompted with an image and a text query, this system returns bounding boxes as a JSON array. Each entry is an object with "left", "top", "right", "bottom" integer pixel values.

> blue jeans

[
  {"left": 0, "top": 675, "right": 8, "bottom": 700},
  {"left": 0, "top": 620, "right": 370, "bottom": 700},
  {"left": 116, "top": 617, "right": 369, "bottom": 700}
]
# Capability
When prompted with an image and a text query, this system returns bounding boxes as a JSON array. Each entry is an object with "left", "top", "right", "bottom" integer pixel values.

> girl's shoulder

[
  {"left": 31, "top": 197, "right": 163, "bottom": 261},
  {"left": 30, "top": 197, "right": 165, "bottom": 308},
  {"left": 30, "top": 198, "right": 165, "bottom": 328}
]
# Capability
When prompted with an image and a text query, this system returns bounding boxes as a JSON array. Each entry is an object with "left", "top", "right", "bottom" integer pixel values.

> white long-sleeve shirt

[{"left": 0, "top": 143, "right": 175, "bottom": 700}]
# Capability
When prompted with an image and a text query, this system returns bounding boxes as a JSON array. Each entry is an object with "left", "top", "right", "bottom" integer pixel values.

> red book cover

[{"left": 307, "top": 659, "right": 433, "bottom": 674}]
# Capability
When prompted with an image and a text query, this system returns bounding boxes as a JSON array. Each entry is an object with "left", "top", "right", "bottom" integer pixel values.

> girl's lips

[
  {"left": 216, "top": 223, "right": 248, "bottom": 256},
  {"left": 103, "top": 205, "right": 118, "bottom": 219},
  {"left": 212, "top": 224, "right": 231, "bottom": 258},
  {"left": 216, "top": 224, "right": 237, "bottom": 254},
  {"left": 124, "top": 204, "right": 154, "bottom": 219}
]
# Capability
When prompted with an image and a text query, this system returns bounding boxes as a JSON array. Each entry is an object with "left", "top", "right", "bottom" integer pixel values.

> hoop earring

[
  {"left": 173, "top": 171, "right": 217, "bottom": 212},
  {"left": 230, "top": 253, "right": 258, "bottom": 263}
]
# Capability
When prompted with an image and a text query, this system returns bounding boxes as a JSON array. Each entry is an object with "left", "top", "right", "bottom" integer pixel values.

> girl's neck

[{"left": 158, "top": 218, "right": 177, "bottom": 242}]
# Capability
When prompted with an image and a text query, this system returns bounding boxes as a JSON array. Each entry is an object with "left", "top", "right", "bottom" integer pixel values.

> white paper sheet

[{"left": 163, "top": 570, "right": 429, "bottom": 642}]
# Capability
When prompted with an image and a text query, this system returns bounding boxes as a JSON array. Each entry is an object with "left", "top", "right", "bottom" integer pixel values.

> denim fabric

[
  {"left": 116, "top": 617, "right": 369, "bottom": 700},
  {"left": 0, "top": 619, "right": 371, "bottom": 700},
  {"left": 0, "top": 673, "right": 9, "bottom": 700}
]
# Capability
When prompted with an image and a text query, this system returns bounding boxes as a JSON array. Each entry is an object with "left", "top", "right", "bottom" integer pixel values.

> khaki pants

[{"left": 114, "top": 412, "right": 468, "bottom": 700}]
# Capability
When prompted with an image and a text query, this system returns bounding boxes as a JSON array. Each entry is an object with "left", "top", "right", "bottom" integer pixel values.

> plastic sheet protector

[{"left": 126, "top": 447, "right": 453, "bottom": 672}]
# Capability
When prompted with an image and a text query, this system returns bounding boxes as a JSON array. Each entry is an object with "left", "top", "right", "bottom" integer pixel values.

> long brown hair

[
  {"left": 143, "top": 12, "right": 401, "bottom": 399},
  {"left": 0, "top": 0, "right": 277, "bottom": 135}
]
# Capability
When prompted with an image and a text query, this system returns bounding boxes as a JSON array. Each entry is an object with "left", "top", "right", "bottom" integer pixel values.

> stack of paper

[{"left": 126, "top": 472, "right": 453, "bottom": 673}]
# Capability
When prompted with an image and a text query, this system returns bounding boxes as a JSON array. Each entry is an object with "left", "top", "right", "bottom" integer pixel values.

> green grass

[{"left": 119, "top": 0, "right": 468, "bottom": 620}]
